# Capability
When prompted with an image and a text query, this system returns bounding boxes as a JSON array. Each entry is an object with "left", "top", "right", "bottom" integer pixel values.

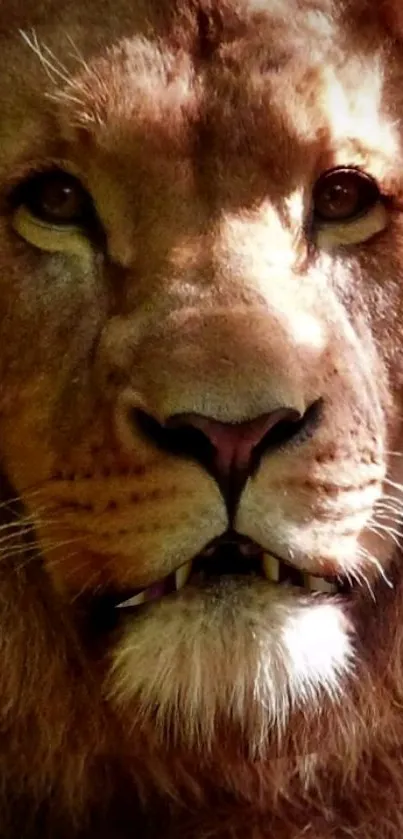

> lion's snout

[{"left": 122, "top": 404, "right": 317, "bottom": 515}]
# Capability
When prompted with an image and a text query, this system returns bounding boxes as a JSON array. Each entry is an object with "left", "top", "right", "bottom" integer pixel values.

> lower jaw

[{"left": 79, "top": 573, "right": 351, "bottom": 646}]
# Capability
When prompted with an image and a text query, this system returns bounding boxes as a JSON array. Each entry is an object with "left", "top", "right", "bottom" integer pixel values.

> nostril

[
  {"left": 251, "top": 398, "right": 323, "bottom": 469},
  {"left": 135, "top": 407, "right": 216, "bottom": 466}
]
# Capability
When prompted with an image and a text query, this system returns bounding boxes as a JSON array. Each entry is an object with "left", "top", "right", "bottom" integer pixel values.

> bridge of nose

[{"left": 119, "top": 306, "right": 314, "bottom": 424}]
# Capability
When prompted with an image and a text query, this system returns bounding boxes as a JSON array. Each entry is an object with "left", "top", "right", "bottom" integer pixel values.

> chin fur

[{"left": 109, "top": 581, "right": 354, "bottom": 757}]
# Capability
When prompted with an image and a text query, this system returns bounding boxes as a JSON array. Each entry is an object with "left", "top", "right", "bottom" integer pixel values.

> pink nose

[{"left": 169, "top": 408, "right": 301, "bottom": 479}]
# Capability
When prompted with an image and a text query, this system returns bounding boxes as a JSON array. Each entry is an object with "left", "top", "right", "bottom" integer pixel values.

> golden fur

[{"left": 1, "top": 0, "right": 403, "bottom": 836}]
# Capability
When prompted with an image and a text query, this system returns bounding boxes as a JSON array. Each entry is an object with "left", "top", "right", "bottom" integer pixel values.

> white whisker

[
  {"left": 45, "top": 91, "right": 87, "bottom": 107},
  {"left": 376, "top": 511, "right": 403, "bottom": 525},
  {"left": 40, "top": 41, "right": 72, "bottom": 79},
  {"left": 357, "top": 544, "right": 394, "bottom": 589},
  {"left": 19, "top": 29, "right": 72, "bottom": 85},
  {"left": 374, "top": 501, "right": 403, "bottom": 514},
  {"left": 64, "top": 33, "right": 91, "bottom": 74},
  {"left": 377, "top": 493, "right": 403, "bottom": 505},
  {"left": 383, "top": 477, "right": 403, "bottom": 494},
  {"left": 368, "top": 521, "right": 403, "bottom": 548}
]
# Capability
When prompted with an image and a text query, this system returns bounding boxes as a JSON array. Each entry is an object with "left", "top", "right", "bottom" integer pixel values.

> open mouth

[{"left": 110, "top": 531, "right": 348, "bottom": 614}]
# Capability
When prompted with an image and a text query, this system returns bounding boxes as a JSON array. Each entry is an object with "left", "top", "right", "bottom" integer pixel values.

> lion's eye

[
  {"left": 10, "top": 169, "right": 100, "bottom": 257},
  {"left": 312, "top": 168, "right": 380, "bottom": 223},
  {"left": 14, "top": 170, "right": 92, "bottom": 226}
]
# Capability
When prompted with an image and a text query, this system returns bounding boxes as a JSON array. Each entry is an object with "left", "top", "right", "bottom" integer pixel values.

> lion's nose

[
  {"left": 134, "top": 404, "right": 316, "bottom": 516},
  {"left": 168, "top": 410, "right": 301, "bottom": 478}
]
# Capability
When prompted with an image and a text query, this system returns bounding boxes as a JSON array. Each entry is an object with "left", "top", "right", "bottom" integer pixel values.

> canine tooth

[
  {"left": 262, "top": 553, "right": 280, "bottom": 582},
  {"left": 116, "top": 590, "right": 147, "bottom": 609},
  {"left": 175, "top": 561, "right": 192, "bottom": 590},
  {"left": 305, "top": 574, "right": 337, "bottom": 594}
]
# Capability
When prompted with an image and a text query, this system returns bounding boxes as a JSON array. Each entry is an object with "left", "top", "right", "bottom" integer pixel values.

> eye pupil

[
  {"left": 41, "top": 182, "right": 78, "bottom": 219},
  {"left": 321, "top": 183, "right": 356, "bottom": 216},
  {"left": 313, "top": 168, "right": 379, "bottom": 223}
]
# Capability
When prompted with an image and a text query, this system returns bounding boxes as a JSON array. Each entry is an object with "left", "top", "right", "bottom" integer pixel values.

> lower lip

[{"left": 115, "top": 567, "right": 343, "bottom": 614}]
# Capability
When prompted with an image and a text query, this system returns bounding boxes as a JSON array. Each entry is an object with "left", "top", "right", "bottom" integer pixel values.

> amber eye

[
  {"left": 15, "top": 170, "right": 92, "bottom": 226},
  {"left": 312, "top": 168, "right": 380, "bottom": 223}
]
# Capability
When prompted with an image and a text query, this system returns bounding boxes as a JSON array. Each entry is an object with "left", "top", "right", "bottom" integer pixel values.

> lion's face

[{"left": 1, "top": 0, "right": 403, "bottom": 761}]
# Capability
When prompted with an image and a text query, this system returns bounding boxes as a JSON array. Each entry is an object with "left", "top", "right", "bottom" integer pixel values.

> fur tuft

[{"left": 110, "top": 583, "right": 354, "bottom": 757}]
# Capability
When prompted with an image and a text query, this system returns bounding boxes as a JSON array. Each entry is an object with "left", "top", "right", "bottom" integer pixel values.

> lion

[{"left": 0, "top": 0, "right": 403, "bottom": 836}]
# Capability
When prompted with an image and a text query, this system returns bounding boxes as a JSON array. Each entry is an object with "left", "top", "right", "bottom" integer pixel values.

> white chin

[{"left": 108, "top": 580, "right": 354, "bottom": 757}]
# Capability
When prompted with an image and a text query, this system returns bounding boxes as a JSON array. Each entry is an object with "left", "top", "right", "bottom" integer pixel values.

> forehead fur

[{"left": 0, "top": 1, "right": 397, "bottom": 176}]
